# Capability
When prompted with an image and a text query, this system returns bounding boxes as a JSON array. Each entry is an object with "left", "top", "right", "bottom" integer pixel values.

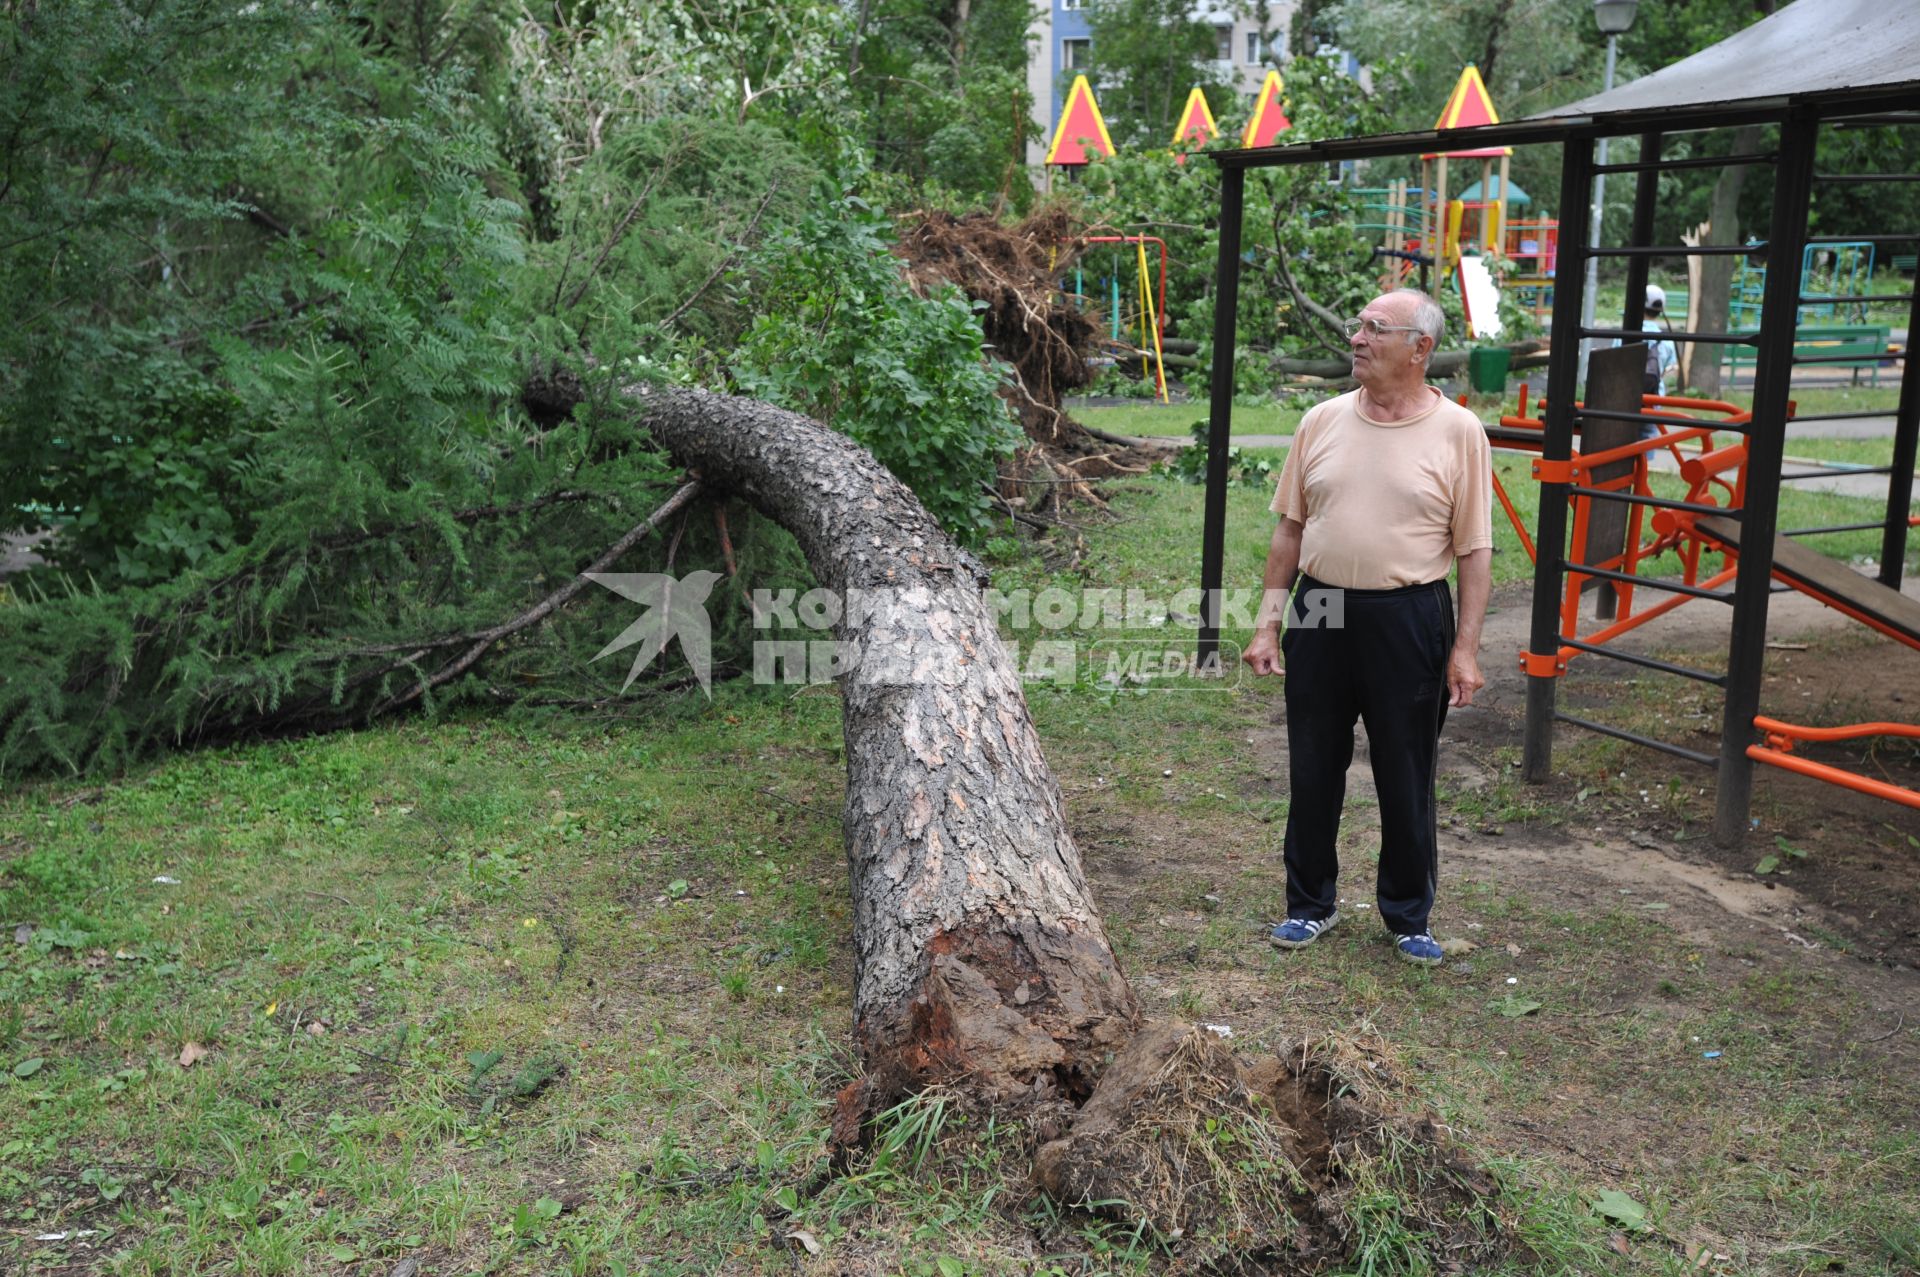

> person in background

[{"left": 1641, "top": 284, "right": 1679, "bottom": 397}]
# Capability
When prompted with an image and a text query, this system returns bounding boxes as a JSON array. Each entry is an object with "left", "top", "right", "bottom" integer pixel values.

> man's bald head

[
  {"left": 1384, "top": 289, "right": 1445, "bottom": 355},
  {"left": 1350, "top": 289, "right": 1443, "bottom": 393}
]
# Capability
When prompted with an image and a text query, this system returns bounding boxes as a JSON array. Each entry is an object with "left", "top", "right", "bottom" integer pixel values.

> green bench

[
  {"left": 1721, "top": 323, "right": 1891, "bottom": 386},
  {"left": 1893, "top": 253, "right": 1917, "bottom": 275}
]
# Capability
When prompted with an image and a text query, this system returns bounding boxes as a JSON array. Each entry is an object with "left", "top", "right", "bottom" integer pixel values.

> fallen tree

[
  {"left": 631, "top": 382, "right": 1514, "bottom": 1267},
  {"left": 632, "top": 383, "right": 1141, "bottom": 1118},
  {"left": 894, "top": 209, "right": 1172, "bottom": 519}
]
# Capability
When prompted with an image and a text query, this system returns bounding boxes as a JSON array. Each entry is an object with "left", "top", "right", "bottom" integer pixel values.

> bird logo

[{"left": 585, "top": 570, "right": 723, "bottom": 696}]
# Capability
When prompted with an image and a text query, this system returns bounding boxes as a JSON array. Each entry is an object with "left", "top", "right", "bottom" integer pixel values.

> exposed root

[
  {"left": 1033, "top": 1021, "right": 1516, "bottom": 1274},
  {"left": 894, "top": 206, "right": 1172, "bottom": 516}
]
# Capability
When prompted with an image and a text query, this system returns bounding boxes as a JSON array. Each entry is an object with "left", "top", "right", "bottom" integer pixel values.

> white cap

[{"left": 1645, "top": 284, "right": 1667, "bottom": 309}]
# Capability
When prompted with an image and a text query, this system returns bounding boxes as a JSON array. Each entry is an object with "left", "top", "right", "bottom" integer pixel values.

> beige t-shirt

[{"left": 1268, "top": 387, "right": 1493, "bottom": 589}]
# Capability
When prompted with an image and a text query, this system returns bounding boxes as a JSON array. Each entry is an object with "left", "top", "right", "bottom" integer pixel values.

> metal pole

[
  {"left": 1588, "top": 132, "right": 1665, "bottom": 624},
  {"left": 1620, "top": 133, "right": 1662, "bottom": 334},
  {"left": 1577, "top": 33, "right": 1618, "bottom": 386},
  {"left": 1879, "top": 279, "right": 1920, "bottom": 589},
  {"left": 1713, "top": 111, "right": 1818, "bottom": 847},
  {"left": 1198, "top": 165, "right": 1246, "bottom": 667},
  {"left": 1522, "top": 134, "right": 1597, "bottom": 783}
]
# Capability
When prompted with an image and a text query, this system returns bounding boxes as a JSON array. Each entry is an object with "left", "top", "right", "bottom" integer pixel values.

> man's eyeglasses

[{"left": 1342, "top": 317, "right": 1424, "bottom": 339}]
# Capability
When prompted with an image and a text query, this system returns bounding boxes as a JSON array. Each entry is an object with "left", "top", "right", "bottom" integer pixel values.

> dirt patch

[
  {"left": 1046, "top": 575, "right": 1920, "bottom": 1267},
  {"left": 1465, "top": 580, "right": 1920, "bottom": 967}
]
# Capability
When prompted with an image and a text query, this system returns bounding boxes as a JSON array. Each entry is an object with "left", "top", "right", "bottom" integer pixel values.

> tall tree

[
  {"left": 1084, "top": 0, "right": 1239, "bottom": 149},
  {"left": 847, "top": 0, "right": 1040, "bottom": 208}
]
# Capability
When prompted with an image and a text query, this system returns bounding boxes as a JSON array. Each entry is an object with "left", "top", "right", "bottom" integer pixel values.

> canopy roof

[
  {"left": 1541, "top": 0, "right": 1920, "bottom": 120},
  {"left": 1422, "top": 65, "right": 1512, "bottom": 159},
  {"left": 1212, "top": 0, "right": 1920, "bottom": 168},
  {"left": 1457, "top": 175, "right": 1530, "bottom": 207}
]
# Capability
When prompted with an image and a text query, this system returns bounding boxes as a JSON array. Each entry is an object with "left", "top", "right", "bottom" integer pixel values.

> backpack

[{"left": 1641, "top": 321, "right": 1671, "bottom": 395}]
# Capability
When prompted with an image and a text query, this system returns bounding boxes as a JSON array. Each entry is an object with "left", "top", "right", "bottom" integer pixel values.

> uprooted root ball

[
  {"left": 1034, "top": 1021, "right": 1516, "bottom": 1273},
  {"left": 893, "top": 207, "right": 1172, "bottom": 517}
]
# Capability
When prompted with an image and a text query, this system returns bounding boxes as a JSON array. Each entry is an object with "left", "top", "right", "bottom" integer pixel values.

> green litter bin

[{"left": 1467, "top": 346, "right": 1511, "bottom": 393}]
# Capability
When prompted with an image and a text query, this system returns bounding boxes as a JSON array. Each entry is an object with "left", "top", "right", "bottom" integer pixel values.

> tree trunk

[
  {"left": 629, "top": 384, "right": 1141, "bottom": 1135},
  {"left": 1691, "top": 123, "right": 1765, "bottom": 399}
]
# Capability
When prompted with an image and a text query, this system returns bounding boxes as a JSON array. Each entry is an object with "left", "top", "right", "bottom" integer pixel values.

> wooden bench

[
  {"left": 1721, "top": 323, "right": 1890, "bottom": 386},
  {"left": 1695, "top": 516, "right": 1920, "bottom": 651},
  {"left": 1893, "top": 253, "right": 1917, "bottom": 275}
]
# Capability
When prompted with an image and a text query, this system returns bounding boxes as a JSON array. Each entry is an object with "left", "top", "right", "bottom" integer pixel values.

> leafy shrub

[
  {"left": 732, "top": 191, "right": 1021, "bottom": 540},
  {"left": 1161, "top": 420, "right": 1272, "bottom": 489},
  {"left": 5, "top": 337, "right": 252, "bottom": 583}
]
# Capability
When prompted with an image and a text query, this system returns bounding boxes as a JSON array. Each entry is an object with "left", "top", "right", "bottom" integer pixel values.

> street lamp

[
  {"left": 1594, "top": 0, "right": 1638, "bottom": 35},
  {"left": 1580, "top": 0, "right": 1639, "bottom": 383}
]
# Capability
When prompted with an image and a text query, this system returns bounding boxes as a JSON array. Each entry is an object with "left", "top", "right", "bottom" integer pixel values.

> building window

[
  {"left": 1060, "top": 0, "right": 1084, "bottom": 10},
  {"left": 1062, "top": 38, "right": 1090, "bottom": 70},
  {"left": 1215, "top": 26, "right": 1232, "bottom": 62},
  {"left": 1245, "top": 29, "right": 1267, "bottom": 64}
]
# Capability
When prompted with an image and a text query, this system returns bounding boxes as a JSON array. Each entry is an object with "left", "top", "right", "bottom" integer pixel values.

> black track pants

[{"left": 1280, "top": 574, "right": 1453, "bottom": 937}]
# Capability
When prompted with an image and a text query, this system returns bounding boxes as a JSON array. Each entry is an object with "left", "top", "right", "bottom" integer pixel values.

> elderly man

[{"left": 1243, "top": 288, "right": 1493, "bottom": 966}]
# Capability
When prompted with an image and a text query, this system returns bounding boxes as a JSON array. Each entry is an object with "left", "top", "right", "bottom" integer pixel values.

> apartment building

[{"left": 1024, "top": 1, "right": 1312, "bottom": 165}]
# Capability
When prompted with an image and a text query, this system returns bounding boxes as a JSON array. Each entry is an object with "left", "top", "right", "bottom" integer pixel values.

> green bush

[
  {"left": 5, "top": 337, "right": 252, "bottom": 583},
  {"left": 732, "top": 191, "right": 1021, "bottom": 541}
]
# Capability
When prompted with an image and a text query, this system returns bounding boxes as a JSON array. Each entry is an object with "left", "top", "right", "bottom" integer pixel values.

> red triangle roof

[
  {"left": 1171, "top": 87, "right": 1217, "bottom": 164},
  {"left": 1240, "top": 70, "right": 1292, "bottom": 149},
  {"left": 1423, "top": 65, "right": 1512, "bottom": 157},
  {"left": 1045, "top": 75, "right": 1115, "bottom": 166}
]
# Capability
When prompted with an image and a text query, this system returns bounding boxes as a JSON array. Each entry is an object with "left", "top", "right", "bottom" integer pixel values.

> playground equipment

[
  {"left": 1069, "top": 236, "right": 1171, "bottom": 401},
  {"left": 1359, "top": 177, "right": 1556, "bottom": 306},
  {"left": 1358, "top": 181, "right": 1429, "bottom": 293},
  {"left": 1355, "top": 69, "right": 1558, "bottom": 312},
  {"left": 1503, "top": 218, "right": 1560, "bottom": 317},
  {"left": 1044, "top": 75, "right": 1114, "bottom": 168},
  {"left": 1417, "top": 66, "right": 1513, "bottom": 301},
  {"left": 1723, "top": 242, "right": 1889, "bottom": 385},
  {"left": 1241, "top": 71, "right": 1292, "bottom": 150},
  {"left": 1170, "top": 87, "right": 1218, "bottom": 162},
  {"left": 1485, "top": 384, "right": 1920, "bottom": 808},
  {"left": 1197, "top": 0, "right": 1920, "bottom": 842}
]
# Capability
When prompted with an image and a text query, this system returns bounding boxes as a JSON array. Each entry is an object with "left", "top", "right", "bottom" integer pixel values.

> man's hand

[
  {"left": 1244, "top": 627, "right": 1284, "bottom": 677},
  {"left": 1447, "top": 645, "right": 1484, "bottom": 707}
]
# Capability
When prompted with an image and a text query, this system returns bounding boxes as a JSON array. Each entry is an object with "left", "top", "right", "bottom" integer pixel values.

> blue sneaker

[
  {"left": 1395, "top": 932, "right": 1443, "bottom": 966},
  {"left": 1269, "top": 911, "right": 1340, "bottom": 949}
]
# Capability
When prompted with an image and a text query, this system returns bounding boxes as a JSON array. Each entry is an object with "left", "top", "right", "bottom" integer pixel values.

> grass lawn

[
  {"left": 1778, "top": 435, "right": 1917, "bottom": 471},
  {"left": 1069, "top": 398, "right": 1311, "bottom": 439},
  {"left": 5, "top": 466, "right": 1919, "bottom": 1275},
  {"left": 1729, "top": 385, "right": 1906, "bottom": 417}
]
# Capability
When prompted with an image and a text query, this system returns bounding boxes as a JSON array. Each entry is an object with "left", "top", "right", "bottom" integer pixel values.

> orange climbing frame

[
  {"left": 1487, "top": 387, "right": 1749, "bottom": 665},
  {"left": 1750, "top": 718, "right": 1920, "bottom": 809},
  {"left": 1485, "top": 386, "right": 1920, "bottom": 811}
]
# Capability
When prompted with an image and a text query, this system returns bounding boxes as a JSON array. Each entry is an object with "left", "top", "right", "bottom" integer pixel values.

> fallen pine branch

[{"left": 367, "top": 480, "right": 704, "bottom": 718}]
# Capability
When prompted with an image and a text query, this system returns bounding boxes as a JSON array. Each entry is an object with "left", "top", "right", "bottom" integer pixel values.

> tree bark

[
  {"left": 628, "top": 385, "right": 1141, "bottom": 1134},
  {"left": 1691, "top": 123, "right": 1766, "bottom": 399}
]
